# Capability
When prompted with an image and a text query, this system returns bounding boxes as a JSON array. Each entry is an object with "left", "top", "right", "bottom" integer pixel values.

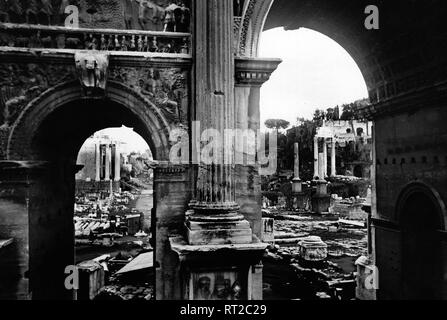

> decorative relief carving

[
  {"left": 75, "top": 52, "right": 109, "bottom": 96},
  {"left": 109, "top": 66, "right": 188, "bottom": 126},
  {"left": 237, "top": 0, "right": 273, "bottom": 57},
  {"left": 238, "top": 0, "right": 255, "bottom": 56},
  {"left": 0, "top": 62, "right": 76, "bottom": 126},
  {"left": 0, "top": 24, "right": 190, "bottom": 55},
  {"left": 0, "top": 0, "right": 191, "bottom": 32},
  {"left": 190, "top": 271, "right": 244, "bottom": 301}
]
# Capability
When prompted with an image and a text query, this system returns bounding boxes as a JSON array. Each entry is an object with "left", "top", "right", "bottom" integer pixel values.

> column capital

[{"left": 235, "top": 57, "right": 282, "bottom": 86}]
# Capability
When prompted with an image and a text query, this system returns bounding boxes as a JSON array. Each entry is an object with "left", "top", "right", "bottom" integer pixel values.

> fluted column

[
  {"left": 186, "top": 0, "right": 252, "bottom": 245},
  {"left": 193, "top": 0, "right": 236, "bottom": 209},
  {"left": 234, "top": 58, "right": 281, "bottom": 238}
]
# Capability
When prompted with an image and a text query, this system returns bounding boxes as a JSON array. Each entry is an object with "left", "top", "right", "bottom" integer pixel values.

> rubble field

[{"left": 263, "top": 212, "right": 368, "bottom": 300}]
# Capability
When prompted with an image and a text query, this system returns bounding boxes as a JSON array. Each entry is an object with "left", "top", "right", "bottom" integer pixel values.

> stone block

[
  {"left": 312, "top": 194, "right": 331, "bottom": 214},
  {"left": 298, "top": 236, "right": 328, "bottom": 262},
  {"left": 186, "top": 219, "right": 253, "bottom": 245},
  {"left": 293, "top": 192, "right": 309, "bottom": 210}
]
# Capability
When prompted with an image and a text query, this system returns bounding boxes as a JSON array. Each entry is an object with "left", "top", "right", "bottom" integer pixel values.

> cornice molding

[
  {"left": 360, "top": 80, "right": 447, "bottom": 120},
  {"left": 235, "top": 57, "right": 282, "bottom": 86}
]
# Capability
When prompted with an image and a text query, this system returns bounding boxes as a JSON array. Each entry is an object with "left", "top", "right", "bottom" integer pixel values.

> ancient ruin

[{"left": 0, "top": 0, "right": 446, "bottom": 302}]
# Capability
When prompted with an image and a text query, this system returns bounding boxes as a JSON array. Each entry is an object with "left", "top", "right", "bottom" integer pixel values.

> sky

[
  {"left": 259, "top": 27, "right": 368, "bottom": 129},
  {"left": 96, "top": 27, "right": 368, "bottom": 152},
  {"left": 95, "top": 126, "right": 150, "bottom": 154}
]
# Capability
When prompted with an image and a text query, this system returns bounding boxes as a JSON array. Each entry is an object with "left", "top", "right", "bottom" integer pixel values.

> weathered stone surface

[
  {"left": 110, "top": 66, "right": 189, "bottom": 126},
  {"left": 298, "top": 236, "right": 328, "bottom": 262},
  {"left": 0, "top": 62, "right": 77, "bottom": 127}
]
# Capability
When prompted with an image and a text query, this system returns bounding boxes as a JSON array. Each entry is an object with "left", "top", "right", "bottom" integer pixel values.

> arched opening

[
  {"left": 74, "top": 127, "right": 155, "bottom": 300},
  {"left": 258, "top": 26, "right": 371, "bottom": 300},
  {"left": 400, "top": 188, "right": 444, "bottom": 300},
  {"left": 6, "top": 83, "right": 171, "bottom": 300}
]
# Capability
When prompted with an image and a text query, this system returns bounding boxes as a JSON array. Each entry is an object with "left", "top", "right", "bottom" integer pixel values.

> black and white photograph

[{"left": 0, "top": 0, "right": 446, "bottom": 309}]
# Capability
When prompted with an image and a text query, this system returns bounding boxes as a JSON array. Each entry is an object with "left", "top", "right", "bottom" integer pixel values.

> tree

[
  {"left": 264, "top": 119, "right": 290, "bottom": 134},
  {"left": 339, "top": 98, "right": 370, "bottom": 121},
  {"left": 313, "top": 109, "right": 326, "bottom": 126}
]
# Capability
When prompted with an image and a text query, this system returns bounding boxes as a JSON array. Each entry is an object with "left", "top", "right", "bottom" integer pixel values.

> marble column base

[
  {"left": 312, "top": 194, "right": 331, "bottom": 214},
  {"left": 292, "top": 178, "right": 302, "bottom": 193},
  {"left": 185, "top": 211, "right": 253, "bottom": 245},
  {"left": 292, "top": 192, "right": 308, "bottom": 210}
]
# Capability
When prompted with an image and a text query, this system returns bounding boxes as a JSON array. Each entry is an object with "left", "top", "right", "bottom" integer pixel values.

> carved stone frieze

[
  {"left": 109, "top": 65, "right": 189, "bottom": 126},
  {"left": 0, "top": 62, "right": 77, "bottom": 127},
  {"left": 0, "top": 0, "right": 191, "bottom": 32}
]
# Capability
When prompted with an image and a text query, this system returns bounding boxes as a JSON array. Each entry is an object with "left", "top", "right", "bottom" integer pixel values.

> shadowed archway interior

[
  {"left": 16, "top": 97, "right": 165, "bottom": 299},
  {"left": 401, "top": 191, "right": 443, "bottom": 300}
]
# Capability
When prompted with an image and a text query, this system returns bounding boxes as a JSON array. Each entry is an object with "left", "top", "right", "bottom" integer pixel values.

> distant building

[
  {"left": 76, "top": 134, "right": 124, "bottom": 194},
  {"left": 315, "top": 120, "right": 373, "bottom": 179},
  {"left": 316, "top": 120, "right": 372, "bottom": 147}
]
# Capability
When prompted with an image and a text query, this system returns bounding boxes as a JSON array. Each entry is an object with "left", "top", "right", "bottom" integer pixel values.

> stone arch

[
  {"left": 396, "top": 182, "right": 447, "bottom": 299},
  {"left": 395, "top": 182, "right": 446, "bottom": 230},
  {"left": 237, "top": 0, "right": 374, "bottom": 89},
  {"left": 3, "top": 79, "right": 176, "bottom": 299},
  {"left": 236, "top": 0, "right": 274, "bottom": 58},
  {"left": 7, "top": 80, "right": 172, "bottom": 162}
]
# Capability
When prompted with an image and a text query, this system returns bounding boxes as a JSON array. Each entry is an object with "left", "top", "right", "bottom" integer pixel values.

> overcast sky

[
  {"left": 259, "top": 27, "right": 368, "bottom": 129},
  {"left": 95, "top": 127, "right": 150, "bottom": 154},
  {"left": 98, "top": 27, "right": 368, "bottom": 153}
]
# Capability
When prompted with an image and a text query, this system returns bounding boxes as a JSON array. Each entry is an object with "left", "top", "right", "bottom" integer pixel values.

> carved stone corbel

[{"left": 74, "top": 52, "right": 109, "bottom": 96}]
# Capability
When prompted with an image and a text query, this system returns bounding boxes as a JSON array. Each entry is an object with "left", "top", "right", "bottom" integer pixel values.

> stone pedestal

[
  {"left": 312, "top": 179, "right": 331, "bottom": 214},
  {"left": 355, "top": 256, "right": 378, "bottom": 300},
  {"left": 170, "top": 236, "right": 267, "bottom": 300},
  {"left": 185, "top": 210, "right": 253, "bottom": 246},
  {"left": 298, "top": 236, "right": 328, "bottom": 262},
  {"left": 292, "top": 177, "right": 308, "bottom": 210},
  {"left": 292, "top": 177, "right": 302, "bottom": 193}
]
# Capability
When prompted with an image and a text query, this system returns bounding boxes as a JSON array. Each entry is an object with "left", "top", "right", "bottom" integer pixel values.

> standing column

[
  {"left": 314, "top": 136, "right": 319, "bottom": 179},
  {"left": 318, "top": 153, "right": 325, "bottom": 180},
  {"left": 294, "top": 142, "right": 300, "bottom": 178},
  {"left": 114, "top": 144, "right": 120, "bottom": 182},
  {"left": 331, "top": 138, "right": 336, "bottom": 177},
  {"left": 186, "top": 0, "right": 252, "bottom": 245},
  {"left": 323, "top": 138, "right": 328, "bottom": 178},
  {"left": 95, "top": 143, "right": 100, "bottom": 182},
  {"left": 105, "top": 145, "right": 111, "bottom": 181},
  {"left": 292, "top": 142, "right": 302, "bottom": 193}
]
